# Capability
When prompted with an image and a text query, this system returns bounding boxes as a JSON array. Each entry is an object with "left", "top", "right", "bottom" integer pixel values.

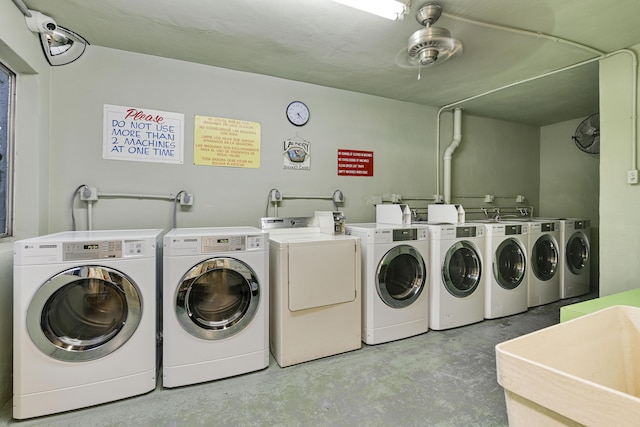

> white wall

[
  {"left": 599, "top": 46, "right": 640, "bottom": 296},
  {"left": 47, "top": 46, "right": 542, "bottom": 231},
  {"left": 540, "top": 118, "right": 600, "bottom": 290},
  {"left": 0, "top": 0, "right": 52, "bottom": 409}
]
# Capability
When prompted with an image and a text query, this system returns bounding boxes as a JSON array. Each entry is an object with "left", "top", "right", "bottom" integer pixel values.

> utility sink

[{"left": 496, "top": 305, "right": 640, "bottom": 426}]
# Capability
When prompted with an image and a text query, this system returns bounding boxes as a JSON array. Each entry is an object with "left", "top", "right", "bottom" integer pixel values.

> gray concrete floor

[{"left": 0, "top": 294, "right": 593, "bottom": 427}]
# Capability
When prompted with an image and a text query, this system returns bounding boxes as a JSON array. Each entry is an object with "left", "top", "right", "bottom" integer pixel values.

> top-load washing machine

[
  {"left": 428, "top": 223, "right": 485, "bottom": 330},
  {"left": 345, "top": 223, "right": 429, "bottom": 345},
  {"left": 162, "top": 227, "right": 269, "bottom": 388},
  {"left": 13, "top": 229, "right": 163, "bottom": 419},
  {"left": 558, "top": 219, "right": 591, "bottom": 299},
  {"left": 477, "top": 221, "right": 529, "bottom": 319},
  {"left": 263, "top": 215, "right": 362, "bottom": 367},
  {"left": 525, "top": 220, "right": 561, "bottom": 307}
]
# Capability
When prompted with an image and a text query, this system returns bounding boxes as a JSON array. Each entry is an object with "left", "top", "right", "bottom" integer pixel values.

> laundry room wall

[
  {"left": 447, "top": 114, "right": 540, "bottom": 218},
  {"left": 45, "top": 46, "right": 541, "bottom": 232},
  {"left": 598, "top": 44, "right": 640, "bottom": 297},
  {"left": 0, "top": 0, "right": 53, "bottom": 409},
  {"left": 539, "top": 118, "right": 600, "bottom": 291}
]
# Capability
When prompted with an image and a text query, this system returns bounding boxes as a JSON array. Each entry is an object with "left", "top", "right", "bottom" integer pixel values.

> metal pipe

[
  {"left": 96, "top": 192, "right": 178, "bottom": 201},
  {"left": 442, "top": 12, "right": 605, "bottom": 56},
  {"left": 11, "top": 0, "right": 32, "bottom": 17},
  {"left": 443, "top": 108, "right": 462, "bottom": 204}
]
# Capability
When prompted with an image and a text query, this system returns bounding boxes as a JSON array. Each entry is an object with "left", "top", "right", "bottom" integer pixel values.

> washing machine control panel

[
  {"left": 63, "top": 240, "right": 123, "bottom": 260},
  {"left": 202, "top": 235, "right": 265, "bottom": 253}
]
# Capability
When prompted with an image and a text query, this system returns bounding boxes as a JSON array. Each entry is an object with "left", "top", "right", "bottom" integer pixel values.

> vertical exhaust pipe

[{"left": 443, "top": 108, "right": 462, "bottom": 204}]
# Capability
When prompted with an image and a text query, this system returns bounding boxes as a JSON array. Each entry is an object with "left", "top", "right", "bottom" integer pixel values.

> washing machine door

[
  {"left": 175, "top": 257, "right": 260, "bottom": 340},
  {"left": 26, "top": 265, "right": 142, "bottom": 362},
  {"left": 442, "top": 241, "right": 482, "bottom": 298},
  {"left": 376, "top": 245, "right": 426, "bottom": 308},
  {"left": 494, "top": 238, "right": 526, "bottom": 290},
  {"left": 532, "top": 235, "right": 559, "bottom": 281},
  {"left": 567, "top": 232, "right": 589, "bottom": 275}
]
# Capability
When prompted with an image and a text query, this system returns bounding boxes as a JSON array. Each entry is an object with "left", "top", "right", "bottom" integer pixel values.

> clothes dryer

[
  {"left": 478, "top": 221, "right": 528, "bottom": 319},
  {"left": 162, "top": 227, "right": 269, "bottom": 388},
  {"left": 13, "top": 229, "right": 162, "bottom": 419},
  {"left": 263, "top": 217, "right": 361, "bottom": 367},
  {"left": 526, "top": 220, "right": 561, "bottom": 307},
  {"left": 428, "top": 224, "right": 485, "bottom": 330},
  {"left": 345, "top": 223, "right": 429, "bottom": 344},
  {"left": 559, "top": 219, "right": 591, "bottom": 299}
]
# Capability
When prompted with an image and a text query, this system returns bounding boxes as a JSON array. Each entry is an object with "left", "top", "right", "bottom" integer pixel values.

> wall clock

[{"left": 286, "top": 101, "right": 310, "bottom": 126}]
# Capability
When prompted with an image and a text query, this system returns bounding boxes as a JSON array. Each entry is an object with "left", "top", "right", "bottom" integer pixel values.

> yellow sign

[{"left": 194, "top": 116, "right": 260, "bottom": 168}]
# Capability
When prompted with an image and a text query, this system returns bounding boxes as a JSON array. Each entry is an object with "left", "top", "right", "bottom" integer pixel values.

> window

[{"left": 0, "top": 62, "right": 14, "bottom": 237}]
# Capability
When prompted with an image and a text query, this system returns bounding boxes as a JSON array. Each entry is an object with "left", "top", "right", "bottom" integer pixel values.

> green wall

[
  {"left": 540, "top": 118, "right": 600, "bottom": 291},
  {"left": 599, "top": 46, "right": 640, "bottom": 296}
]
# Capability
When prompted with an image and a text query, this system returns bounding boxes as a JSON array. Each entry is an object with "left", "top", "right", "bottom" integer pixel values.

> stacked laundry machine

[{"left": 13, "top": 229, "right": 163, "bottom": 419}]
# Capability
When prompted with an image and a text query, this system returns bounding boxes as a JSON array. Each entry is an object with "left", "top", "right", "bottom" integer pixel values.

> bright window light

[{"left": 332, "top": 0, "right": 408, "bottom": 20}]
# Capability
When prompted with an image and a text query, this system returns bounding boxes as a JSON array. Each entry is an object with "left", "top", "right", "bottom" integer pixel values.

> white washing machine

[
  {"left": 263, "top": 216, "right": 361, "bottom": 367},
  {"left": 345, "top": 223, "right": 429, "bottom": 345},
  {"left": 526, "top": 220, "right": 561, "bottom": 307},
  {"left": 478, "top": 221, "right": 529, "bottom": 319},
  {"left": 162, "top": 227, "right": 269, "bottom": 388},
  {"left": 428, "top": 223, "right": 485, "bottom": 330},
  {"left": 13, "top": 229, "right": 162, "bottom": 419},
  {"left": 559, "top": 219, "right": 591, "bottom": 299}
]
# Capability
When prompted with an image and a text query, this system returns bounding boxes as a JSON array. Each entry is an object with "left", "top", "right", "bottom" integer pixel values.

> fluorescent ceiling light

[{"left": 332, "top": 0, "right": 408, "bottom": 21}]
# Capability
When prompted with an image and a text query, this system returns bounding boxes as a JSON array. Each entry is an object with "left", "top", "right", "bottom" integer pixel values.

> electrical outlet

[
  {"left": 484, "top": 194, "right": 494, "bottom": 203},
  {"left": 179, "top": 192, "right": 193, "bottom": 206},
  {"left": 80, "top": 186, "right": 98, "bottom": 201},
  {"left": 627, "top": 170, "right": 638, "bottom": 185},
  {"left": 516, "top": 195, "right": 526, "bottom": 203}
]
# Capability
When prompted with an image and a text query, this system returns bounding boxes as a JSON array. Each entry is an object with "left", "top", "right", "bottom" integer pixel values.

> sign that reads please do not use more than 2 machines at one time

[{"left": 103, "top": 104, "right": 185, "bottom": 164}]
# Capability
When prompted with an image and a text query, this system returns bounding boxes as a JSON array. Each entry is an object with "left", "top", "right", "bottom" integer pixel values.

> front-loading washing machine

[
  {"left": 558, "top": 219, "right": 591, "bottom": 299},
  {"left": 162, "top": 227, "right": 269, "bottom": 388},
  {"left": 13, "top": 229, "right": 163, "bottom": 419},
  {"left": 525, "top": 220, "right": 561, "bottom": 307},
  {"left": 263, "top": 216, "right": 361, "bottom": 367},
  {"left": 428, "top": 223, "right": 485, "bottom": 330},
  {"left": 477, "top": 221, "right": 529, "bottom": 319},
  {"left": 345, "top": 223, "right": 429, "bottom": 345}
]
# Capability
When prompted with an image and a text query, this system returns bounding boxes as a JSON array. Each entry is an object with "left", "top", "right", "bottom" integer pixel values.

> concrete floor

[{"left": 0, "top": 294, "right": 593, "bottom": 427}]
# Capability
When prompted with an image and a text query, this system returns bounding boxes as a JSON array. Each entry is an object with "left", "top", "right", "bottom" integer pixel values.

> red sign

[{"left": 337, "top": 149, "right": 374, "bottom": 177}]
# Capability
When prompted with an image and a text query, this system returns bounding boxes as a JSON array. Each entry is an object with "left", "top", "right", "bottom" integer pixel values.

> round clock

[{"left": 286, "top": 101, "right": 310, "bottom": 126}]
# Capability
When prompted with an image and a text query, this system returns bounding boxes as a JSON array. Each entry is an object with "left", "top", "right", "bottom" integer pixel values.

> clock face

[{"left": 286, "top": 101, "right": 310, "bottom": 126}]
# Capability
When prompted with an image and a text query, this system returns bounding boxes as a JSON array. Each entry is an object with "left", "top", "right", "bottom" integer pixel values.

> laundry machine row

[{"left": 13, "top": 226, "right": 270, "bottom": 419}]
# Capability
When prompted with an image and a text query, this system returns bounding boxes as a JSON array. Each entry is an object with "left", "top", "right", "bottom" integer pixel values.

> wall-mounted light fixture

[{"left": 332, "top": 0, "right": 409, "bottom": 21}]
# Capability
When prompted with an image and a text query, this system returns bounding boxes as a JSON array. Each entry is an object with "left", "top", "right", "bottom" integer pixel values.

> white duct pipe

[{"left": 443, "top": 108, "right": 462, "bottom": 204}]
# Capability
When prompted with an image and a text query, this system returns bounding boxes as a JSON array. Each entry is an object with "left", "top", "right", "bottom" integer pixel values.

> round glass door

[
  {"left": 532, "top": 235, "right": 558, "bottom": 281},
  {"left": 376, "top": 245, "right": 426, "bottom": 308},
  {"left": 567, "top": 232, "right": 589, "bottom": 275},
  {"left": 175, "top": 257, "right": 260, "bottom": 340},
  {"left": 27, "top": 265, "right": 142, "bottom": 362},
  {"left": 494, "top": 238, "right": 526, "bottom": 290},
  {"left": 442, "top": 241, "right": 482, "bottom": 298}
]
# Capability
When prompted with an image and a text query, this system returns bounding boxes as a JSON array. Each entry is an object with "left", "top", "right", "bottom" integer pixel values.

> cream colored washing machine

[{"left": 263, "top": 216, "right": 361, "bottom": 367}]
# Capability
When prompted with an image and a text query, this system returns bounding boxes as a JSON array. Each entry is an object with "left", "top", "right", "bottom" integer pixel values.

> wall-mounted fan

[{"left": 572, "top": 113, "right": 600, "bottom": 154}]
